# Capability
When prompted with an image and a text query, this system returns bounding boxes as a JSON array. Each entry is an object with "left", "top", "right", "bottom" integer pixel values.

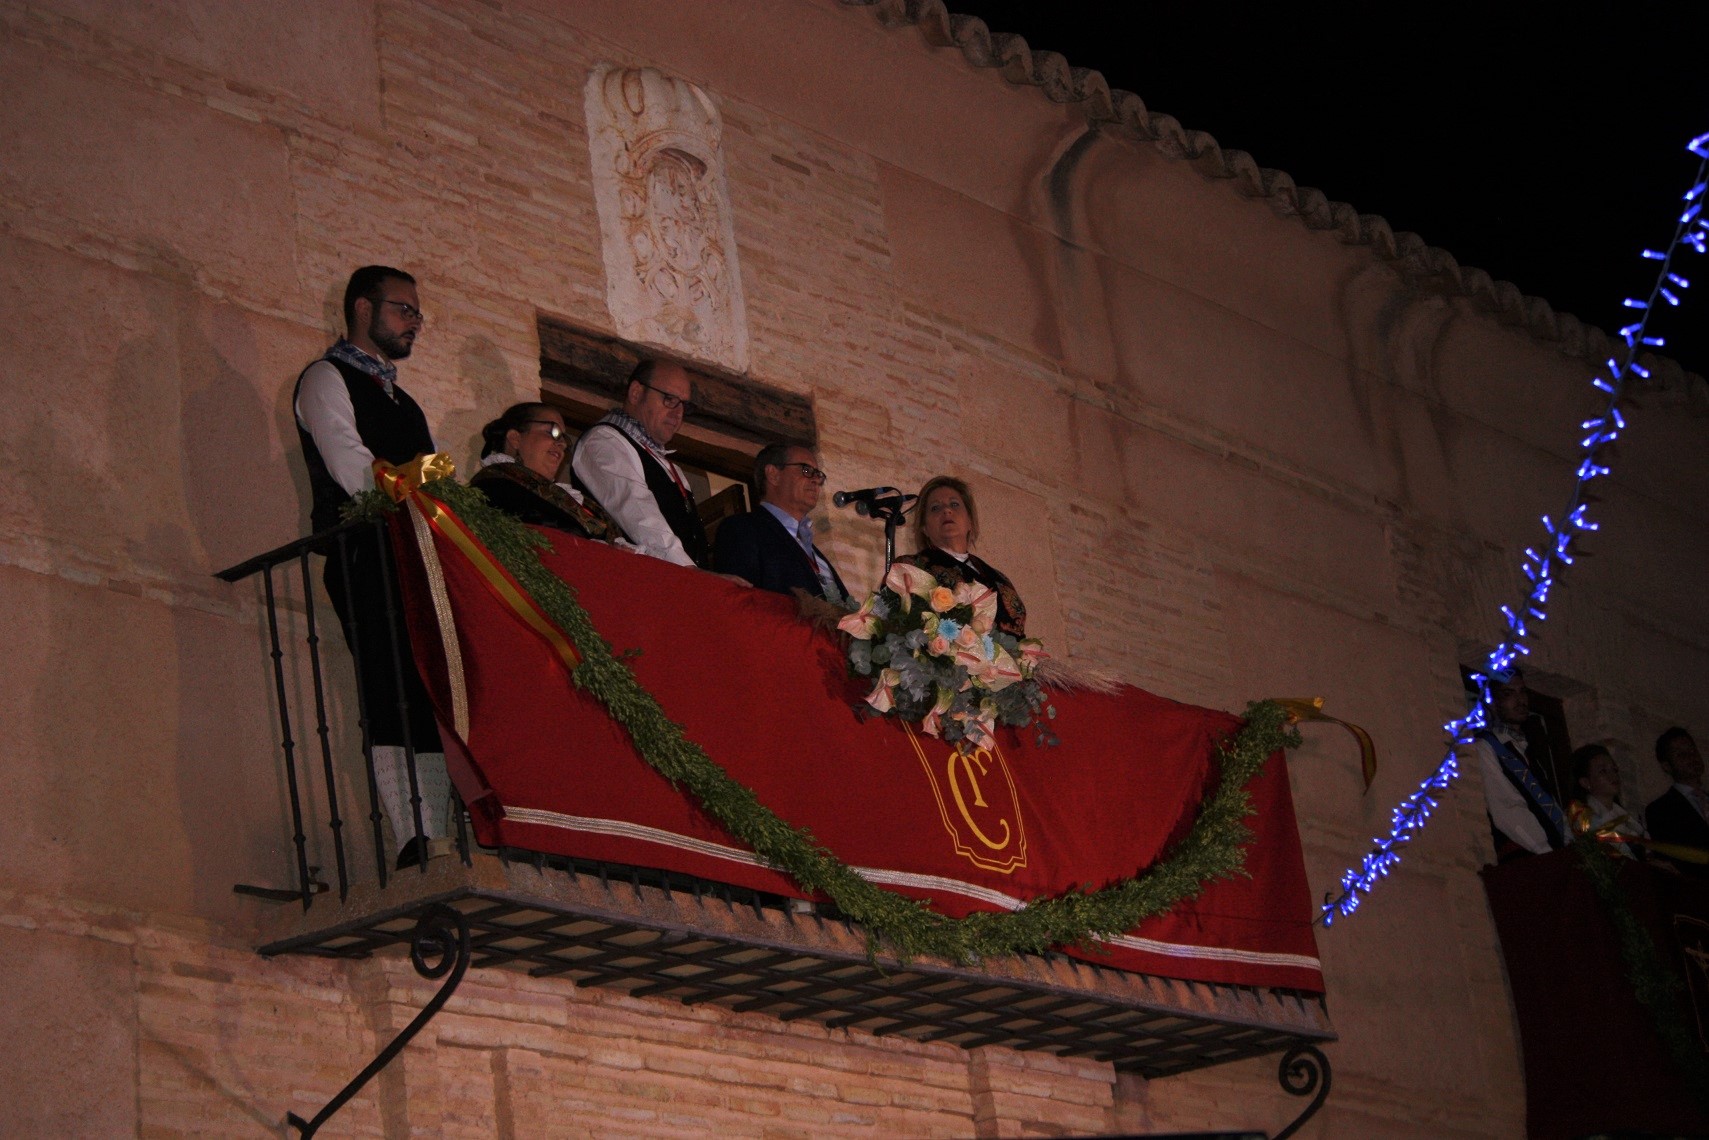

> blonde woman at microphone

[{"left": 892, "top": 475, "right": 1026, "bottom": 638}]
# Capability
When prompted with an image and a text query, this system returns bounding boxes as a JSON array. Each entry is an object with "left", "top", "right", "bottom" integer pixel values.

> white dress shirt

[
  {"left": 1473, "top": 724, "right": 1556, "bottom": 855},
  {"left": 294, "top": 359, "right": 439, "bottom": 497},
  {"left": 570, "top": 422, "right": 696, "bottom": 567}
]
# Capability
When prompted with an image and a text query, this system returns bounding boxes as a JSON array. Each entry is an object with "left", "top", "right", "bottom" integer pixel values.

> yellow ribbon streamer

[
  {"left": 1272, "top": 696, "right": 1378, "bottom": 791},
  {"left": 1628, "top": 837, "right": 1709, "bottom": 864},
  {"left": 1565, "top": 800, "right": 1709, "bottom": 862},
  {"left": 374, "top": 456, "right": 582, "bottom": 674}
]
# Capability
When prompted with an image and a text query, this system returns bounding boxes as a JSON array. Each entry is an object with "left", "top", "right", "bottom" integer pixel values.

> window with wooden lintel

[{"left": 536, "top": 314, "right": 817, "bottom": 540}]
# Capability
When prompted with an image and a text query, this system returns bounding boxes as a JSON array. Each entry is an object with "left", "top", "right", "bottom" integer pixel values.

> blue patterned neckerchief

[
  {"left": 598, "top": 409, "right": 691, "bottom": 496},
  {"left": 599, "top": 409, "right": 672, "bottom": 457},
  {"left": 325, "top": 338, "right": 398, "bottom": 396}
]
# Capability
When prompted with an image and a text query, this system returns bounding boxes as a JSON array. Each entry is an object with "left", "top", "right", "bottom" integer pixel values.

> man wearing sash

[
  {"left": 713, "top": 443, "right": 849, "bottom": 602},
  {"left": 571, "top": 359, "right": 710, "bottom": 569},
  {"left": 1472, "top": 671, "right": 1570, "bottom": 861},
  {"left": 295, "top": 265, "right": 452, "bottom": 868}
]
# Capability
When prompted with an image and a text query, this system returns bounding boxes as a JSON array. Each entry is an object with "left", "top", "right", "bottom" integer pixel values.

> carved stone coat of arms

[{"left": 584, "top": 64, "right": 749, "bottom": 372}]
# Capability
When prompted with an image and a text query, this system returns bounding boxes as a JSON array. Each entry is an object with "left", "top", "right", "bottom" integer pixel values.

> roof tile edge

[{"left": 839, "top": 0, "right": 1705, "bottom": 398}]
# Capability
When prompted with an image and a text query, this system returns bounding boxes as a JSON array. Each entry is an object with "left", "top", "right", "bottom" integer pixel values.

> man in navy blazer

[
  {"left": 714, "top": 443, "right": 849, "bottom": 603},
  {"left": 1645, "top": 727, "right": 1709, "bottom": 869}
]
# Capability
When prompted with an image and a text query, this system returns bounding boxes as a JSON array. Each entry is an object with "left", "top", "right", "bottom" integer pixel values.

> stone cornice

[{"left": 840, "top": 0, "right": 1706, "bottom": 400}]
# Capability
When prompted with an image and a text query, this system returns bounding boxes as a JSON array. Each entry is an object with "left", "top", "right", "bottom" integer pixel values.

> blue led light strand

[{"left": 1321, "top": 133, "right": 1709, "bottom": 926}]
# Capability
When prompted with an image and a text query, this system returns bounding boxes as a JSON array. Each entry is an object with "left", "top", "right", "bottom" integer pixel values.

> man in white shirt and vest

[
  {"left": 294, "top": 265, "right": 453, "bottom": 870},
  {"left": 571, "top": 359, "right": 711, "bottom": 569},
  {"left": 1472, "top": 671, "right": 1570, "bottom": 861}
]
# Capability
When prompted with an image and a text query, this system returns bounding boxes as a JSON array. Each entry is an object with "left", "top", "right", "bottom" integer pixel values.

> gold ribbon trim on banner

[
  {"left": 375, "top": 456, "right": 583, "bottom": 676},
  {"left": 1273, "top": 696, "right": 1378, "bottom": 791}
]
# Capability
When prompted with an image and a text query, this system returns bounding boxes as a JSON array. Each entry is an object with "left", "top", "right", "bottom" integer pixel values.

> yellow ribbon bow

[{"left": 374, "top": 452, "right": 457, "bottom": 501}]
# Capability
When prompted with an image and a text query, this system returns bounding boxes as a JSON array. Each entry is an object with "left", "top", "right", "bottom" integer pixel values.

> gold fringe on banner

[{"left": 402, "top": 497, "right": 471, "bottom": 742}]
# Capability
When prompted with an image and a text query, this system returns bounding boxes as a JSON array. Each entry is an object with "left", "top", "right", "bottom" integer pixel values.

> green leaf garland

[{"left": 354, "top": 481, "right": 1299, "bottom": 963}]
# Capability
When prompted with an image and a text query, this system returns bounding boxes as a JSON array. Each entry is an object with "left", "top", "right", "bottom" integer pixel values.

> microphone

[
  {"left": 833, "top": 486, "right": 913, "bottom": 519},
  {"left": 832, "top": 486, "right": 899, "bottom": 509}
]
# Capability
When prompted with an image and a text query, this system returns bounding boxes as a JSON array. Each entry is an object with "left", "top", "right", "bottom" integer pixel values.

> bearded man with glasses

[
  {"left": 570, "top": 358, "right": 713, "bottom": 569},
  {"left": 713, "top": 442, "right": 849, "bottom": 603},
  {"left": 294, "top": 264, "right": 453, "bottom": 869}
]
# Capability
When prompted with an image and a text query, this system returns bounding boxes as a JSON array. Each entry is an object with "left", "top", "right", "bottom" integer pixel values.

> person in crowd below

[
  {"left": 893, "top": 475, "right": 1025, "bottom": 637},
  {"left": 471, "top": 403, "right": 623, "bottom": 542},
  {"left": 1566, "top": 743, "right": 1646, "bottom": 858},
  {"left": 294, "top": 265, "right": 452, "bottom": 869},
  {"left": 713, "top": 443, "right": 849, "bottom": 602},
  {"left": 570, "top": 359, "right": 711, "bottom": 568},
  {"left": 1645, "top": 728, "right": 1709, "bottom": 871},
  {"left": 1471, "top": 671, "right": 1571, "bottom": 862}
]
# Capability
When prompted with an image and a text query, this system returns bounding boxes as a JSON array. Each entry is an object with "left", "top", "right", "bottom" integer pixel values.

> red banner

[{"left": 393, "top": 505, "right": 1323, "bottom": 992}]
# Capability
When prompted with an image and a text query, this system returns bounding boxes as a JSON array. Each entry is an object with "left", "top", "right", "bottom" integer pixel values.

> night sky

[{"left": 947, "top": 2, "right": 1708, "bottom": 378}]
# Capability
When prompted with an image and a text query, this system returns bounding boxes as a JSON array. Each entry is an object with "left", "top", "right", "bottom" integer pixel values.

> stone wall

[{"left": 3, "top": 0, "right": 1707, "bottom": 1135}]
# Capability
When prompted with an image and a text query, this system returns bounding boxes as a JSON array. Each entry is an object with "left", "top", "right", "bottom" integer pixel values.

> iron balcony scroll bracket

[
  {"left": 1272, "top": 1045, "right": 1331, "bottom": 1140},
  {"left": 285, "top": 903, "right": 470, "bottom": 1139},
  {"left": 234, "top": 870, "right": 328, "bottom": 904}
]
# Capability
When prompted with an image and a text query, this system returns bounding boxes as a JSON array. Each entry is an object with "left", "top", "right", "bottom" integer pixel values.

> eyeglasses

[
  {"left": 371, "top": 297, "right": 425, "bottom": 324},
  {"left": 524, "top": 420, "right": 567, "bottom": 443},
  {"left": 640, "top": 382, "right": 695, "bottom": 415},
  {"left": 781, "top": 462, "right": 827, "bottom": 484}
]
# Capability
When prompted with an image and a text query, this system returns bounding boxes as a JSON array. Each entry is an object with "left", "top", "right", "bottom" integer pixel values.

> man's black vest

[
  {"left": 588, "top": 425, "right": 709, "bottom": 568},
  {"left": 296, "top": 357, "right": 434, "bottom": 533}
]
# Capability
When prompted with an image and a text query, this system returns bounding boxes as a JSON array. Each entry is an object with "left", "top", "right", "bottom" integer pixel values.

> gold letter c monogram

[{"left": 947, "top": 748, "right": 1011, "bottom": 851}]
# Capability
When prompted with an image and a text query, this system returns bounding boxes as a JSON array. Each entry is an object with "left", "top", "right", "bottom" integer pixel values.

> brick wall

[{"left": 4, "top": 0, "right": 1708, "bottom": 1135}]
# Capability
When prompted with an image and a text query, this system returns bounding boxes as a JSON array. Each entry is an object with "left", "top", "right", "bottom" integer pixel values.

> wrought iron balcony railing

[
  {"left": 215, "top": 522, "right": 1335, "bottom": 1138},
  {"left": 216, "top": 518, "right": 471, "bottom": 909}
]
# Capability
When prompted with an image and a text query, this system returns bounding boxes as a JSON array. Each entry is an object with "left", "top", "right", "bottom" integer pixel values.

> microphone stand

[
  {"left": 835, "top": 491, "right": 916, "bottom": 573},
  {"left": 867, "top": 492, "right": 914, "bottom": 573}
]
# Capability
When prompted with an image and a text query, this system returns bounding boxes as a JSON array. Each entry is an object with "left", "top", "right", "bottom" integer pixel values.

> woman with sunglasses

[
  {"left": 471, "top": 403, "right": 623, "bottom": 542},
  {"left": 894, "top": 475, "right": 1026, "bottom": 637}
]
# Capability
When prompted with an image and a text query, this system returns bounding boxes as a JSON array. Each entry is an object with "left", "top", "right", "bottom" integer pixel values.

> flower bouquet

[{"left": 838, "top": 561, "right": 1055, "bottom": 749}]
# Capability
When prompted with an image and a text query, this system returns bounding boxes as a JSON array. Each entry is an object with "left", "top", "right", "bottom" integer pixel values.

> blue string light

[{"left": 1321, "top": 132, "right": 1709, "bottom": 926}]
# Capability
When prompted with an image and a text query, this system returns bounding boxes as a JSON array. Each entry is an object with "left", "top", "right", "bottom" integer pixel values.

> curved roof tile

[{"left": 840, "top": 0, "right": 1701, "bottom": 396}]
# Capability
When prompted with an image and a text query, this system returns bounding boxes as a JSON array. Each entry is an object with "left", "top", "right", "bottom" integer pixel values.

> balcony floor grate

[{"left": 255, "top": 852, "right": 1333, "bottom": 1078}]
